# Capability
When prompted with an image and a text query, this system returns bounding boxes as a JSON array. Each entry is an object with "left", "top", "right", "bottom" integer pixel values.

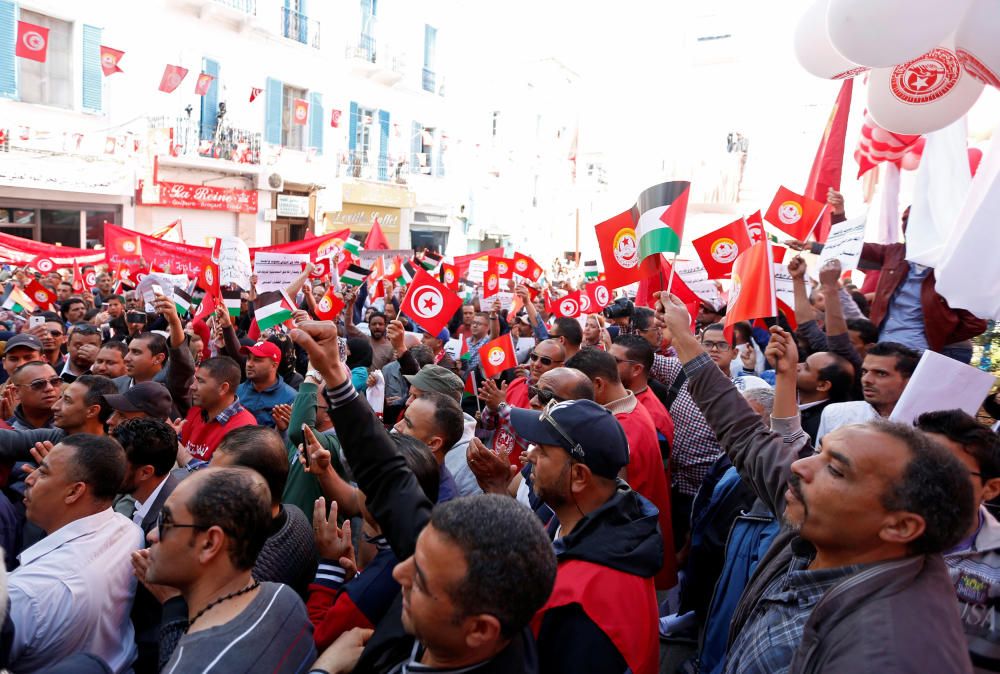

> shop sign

[
  {"left": 276, "top": 194, "right": 311, "bottom": 218},
  {"left": 138, "top": 180, "right": 258, "bottom": 214}
]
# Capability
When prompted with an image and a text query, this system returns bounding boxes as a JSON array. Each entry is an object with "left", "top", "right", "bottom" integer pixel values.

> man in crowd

[
  {"left": 105, "top": 294, "right": 128, "bottom": 340},
  {"left": 816, "top": 341, "right": 919, "bottom": 441},
  {"left": 8, "top": 362, "right": 60, "bottom": 430},
  {"left": 462, "top": 311, "right": 496, "bottom": 376},
  {"left": 393, "top": 390, "right": 466, "bottom": 502},
  {"left": 56, "top": 280, "right": 73, "bottom": 304},
  {"left": 91, "top": 340, "right": 128, "bottom": 379},
  {"left": 2, "top": 333, "right": 44, "bottom": 382},
  {"left": 659, "top": 293, "right": 974, "bottom": 672},
  {"left": 180, "top": 356, "right": 256, "bottom": 463},
  {"left": 94, "top": 273, "right": 114, "bottom": 306},
  {"left": 291, "top": 319, "right": 558, "bottom": 672},
  {"left": 138, "top": 468, "right": 317, "bottom": 671},
  {"left": 420, "top": 327, "right": 457, "bottom": 373},
  {"left": 104, "top": 381, "right": 174, "bottom": 432},
  {"left": 795, "top": 350, "right": 855, "bottom": 443},
  {"left": 62, "top": 323, "right": 103, "bottom": 383},
  {"left": 346, "top": 301, "right": 394, "bottom": 370},
  {"left": 700, "top": 323, "right": 770, "bottom": 391},
  {"left": 612, "top": 335, "right": 675, "bottom": 456},
  {"left": 39, "top": 314, "right": 67, "bottom": 372},
  {"left": 6, "top": 434, "right": 144, "bottom": 671},
  {"left": 548, "top": 317, "right": 583, "bottom": 361},
  {"left": 565, "top": 347, "right": 676, "bottom": 589},
  {"left": 237, "top": 341, "right": 296, "bottom": 428},
  {"left": 454, "top": 303, "right": 476, "bottom": 341},
  {"left": 60, "top": 297, "right": 88, "bottom": 325}
]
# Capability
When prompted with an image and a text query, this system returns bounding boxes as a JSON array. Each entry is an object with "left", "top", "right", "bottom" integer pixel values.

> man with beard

[
  {"left": 659, "top": 293, "right": 975, "bottom": 673},
  {"left": 346, "top": 304, "right": 394, "bottom": 371},
  {"left": 91, "top": 341, "right": 128, "bottom": 379},
  {"left": 61, "top": 323, "right": 103, "bottom": 383},
  {"left": 236, "top": 341, "right": 296, "bottom": 428},
  {"left": 180, "top": 357, "right": 256, "bottom": 463},
  {"left": 8, "top": 362, "right": 60, "bottom": 430}
]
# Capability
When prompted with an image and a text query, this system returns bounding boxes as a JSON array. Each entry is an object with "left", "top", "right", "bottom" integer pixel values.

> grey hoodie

[{"left": 444, "top": 412, "right": 481, "bottom": 497}]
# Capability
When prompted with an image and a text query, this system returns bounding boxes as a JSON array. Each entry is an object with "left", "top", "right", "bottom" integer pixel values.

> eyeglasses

[
  {"left": 539, "top": 399, "right": 585, "bottom": 461},
  {"left": 528, "top": 385, "right": 566, "bottom": 406},
  {"left": 548, "top": 332, "right": 562, "bottom": 339},
  {"left": 528, "top": 352, "right": 563, "bottom": 367},
  {"left": 48, "top": 330, "right": 64, "bottom": 337},
  {"left": 156, "top": 511, "right": 208, "bottom": 541},
  {"left": 702, "top": 340, "right": 731, "bottom": 352},
  {"left": 20, "top": 376, "right": 63, "bottom": 392},
  {"left": 612, "top": 355, "right": 638, "bottom": 365}
]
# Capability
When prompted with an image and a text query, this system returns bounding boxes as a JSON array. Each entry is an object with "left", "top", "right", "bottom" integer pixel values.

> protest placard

[
  {"left": 253, "top": 252, "right": 309, "bottom": 292},
  {"left": 818, "top": 215, "right": 867, "bottom": 271},
  {"left": 218, "top": 236, "right": 252, "bottom": 290},
  {"left": 890, "top": 350, "right": 997, "bottom": 425}
]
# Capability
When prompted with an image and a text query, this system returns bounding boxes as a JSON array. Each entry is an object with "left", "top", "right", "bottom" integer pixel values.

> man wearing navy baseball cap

[
  {"left": 508, "top": 399, "right": 663, "bottom": 674},
  {"left": 420, "top": 326, "right": 458, "bottom": 375}
]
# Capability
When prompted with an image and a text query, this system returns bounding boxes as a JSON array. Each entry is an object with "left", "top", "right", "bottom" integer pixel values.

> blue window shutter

[
  {"left": 298, "top": 0, "right": 308, "bottom": 43},
  {"left": 348, "top": 101, "right": 358, "bottom": 153},
  {"left": 423, "top": 25, "right": 436, "bottom": 69},
  {"left": 435, "top": 130, "right": 444, "bottom": 177},
  {"left": 81, "top": 25, "right": 103, "bottom": 111},
  {"left": 265, "top": 77, "right": 283, "bottom": 145},
  {"left": 410, "top": 121, "right": 421, "bottom": 172},
  {"left": 378, "top": 110, "right": 389, "bottom": 181},
  {"left": 199, "top": 58, "right": 220, "bottom": 140},
  {"left": 0, "top": 1, "right": 19, "bottom": 99},
  {"left": 309, "top": 91, "right": 323, "bottom": 155}
]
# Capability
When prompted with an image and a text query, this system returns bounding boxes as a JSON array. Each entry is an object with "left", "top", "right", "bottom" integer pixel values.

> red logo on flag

[
  {"left": 400, "top": 269, "right": 462, "bottom": 336},
  {"left": 16, "top": 21, "right": 49, "bottom": 62},
  {"left": 33, "top": 257, "right": 55, "bottom": 274},
  {"left": 293, "top": 99, "right": 309, "bottom": 125},
  {"left": 85, "top": 271, "right": 97, "bottom": 288},
  {"left": 555, "top": 291, "right": 581, "bottom": 319},
  {"left": 159, "top": 65, "right": 189, "bottom": 93},
  {"left": 194, "top": 72, "right": 214, "bottom": 96},
  {"left": 100, "top": 45, "right": 124, "bottom": 76},
  {"left": 330, "top": 109, "right": 342, "bottom": 127},
  {"left": 764, "top": 186, "right": 827, "bottom": 240},
  {"left": 692, "top": 218, "right": 752, "bottom": 279},
  {"left": 478, "top": 335, "right": 518, "bottom": 378},
  {"left": 315, "top": 287, "right": 345, "bottom": 321},
  {"left": 250, "top": 87, "right": 263, "bottom": 103},
  {"left": 586, "top": 281, "right": 612, "bottom": 310},
  {"left": 745, "top": 211, "right": 765, "bottom": 245}
]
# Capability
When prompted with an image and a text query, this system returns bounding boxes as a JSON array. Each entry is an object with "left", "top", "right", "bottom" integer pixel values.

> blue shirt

[
  {"left": 437, "top": 464, "right": 458, "bottom": 503},
  {"left": 236, "top": 378, "right": 296, "bottom": 428},
  {"left": 879, "top": 262, "right": 930, "bottom": 350}
]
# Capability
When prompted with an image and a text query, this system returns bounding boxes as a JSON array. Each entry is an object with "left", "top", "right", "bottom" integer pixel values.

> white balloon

[
  {"left": 955, "top": 0, "right": 1000, "bottom": 88},
  {"left": 794, "top": 0, "right": 868, "bottom": 79},
  {"left": 868, "top": 46, "right": 985, "bottom": 134},
  {"left": 827, "top": 0, "right": 974, "bottom": 68}
]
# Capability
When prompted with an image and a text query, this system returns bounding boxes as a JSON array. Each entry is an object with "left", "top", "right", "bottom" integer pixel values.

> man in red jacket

[
  {"left": 565, "top": 347, "right": 677, "bottom": 591},
  {"left": 178, "top": 356, "right": 256, "bottom": 463}
]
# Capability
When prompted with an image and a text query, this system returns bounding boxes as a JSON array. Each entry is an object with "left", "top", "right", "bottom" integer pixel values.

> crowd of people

[{"left": 0, "top": 187, "right": 995, "bottom": 673}]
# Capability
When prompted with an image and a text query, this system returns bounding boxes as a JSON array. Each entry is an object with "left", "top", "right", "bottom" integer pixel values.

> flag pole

[{"left": 665, "top": 253, "right": 678, "bottom": 295}]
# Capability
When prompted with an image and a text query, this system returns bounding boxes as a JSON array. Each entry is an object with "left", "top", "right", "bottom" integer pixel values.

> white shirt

[
  {"left": 816, "top": 400, "right": 881, "bottom": 443},
  {"left": 133, "top": 475, "right": 169, "bottom": 526},
  {"left": 8, "top": 508, "right": 144, "bottom": 673}
]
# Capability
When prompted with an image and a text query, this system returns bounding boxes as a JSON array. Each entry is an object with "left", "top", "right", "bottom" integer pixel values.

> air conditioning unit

[{"left": 257, "top": 172, "right": 284, "bottom": 191}]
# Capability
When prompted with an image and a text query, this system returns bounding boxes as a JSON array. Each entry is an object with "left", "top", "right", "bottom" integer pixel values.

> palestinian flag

[
  {"left": 173, "top": 288, "right": 193, "bottom": 317},
  {"left": 3, "top": 286, "right": 38, "bottom": 313},
  {"left": 634, "top": 180, "right": 691, "bottom": 261},
  {"left": 341, "top": 264, "right": 371, "bottom": 287},
  {"left": 463, "top": 371, "right": 477, "bottom": 398},
  {"left": 583, "top": 260, "right": 599, "bottom": 279},
  {"left": 343, "top": 237, "right": 362, "bottom": 257},
  {"left": 399, "top": 260, "right": 417, "bottom": 286},
  {"left": 459, "top": 336, "right": 470, "bottom": 362},
  {"left": 419, "top": 250, "right": 443, "bottom": 271},
  {"left": 222, "top": 288, "right": 242, "bottom": 317},
  {"left": 255, "top": 290, "right": 295, "bottom": 331}
]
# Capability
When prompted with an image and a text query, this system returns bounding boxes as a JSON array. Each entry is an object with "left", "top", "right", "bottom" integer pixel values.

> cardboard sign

[
  {"left": 218, "top": 236, "right": 252, "bottom": 290},
  {"left": 818, "top": 215, "right": 867, "bottom": 271},
  {"left": 890, "top": 350, "right": 997, "bottom": 425},
  {"left": 254, "top": 251, "right": 309, "bottom": 292}
]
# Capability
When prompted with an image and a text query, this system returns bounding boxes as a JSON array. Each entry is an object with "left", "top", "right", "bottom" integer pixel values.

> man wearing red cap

[{"left": 236, "top": 341, "right": 296, "bottom": 428}]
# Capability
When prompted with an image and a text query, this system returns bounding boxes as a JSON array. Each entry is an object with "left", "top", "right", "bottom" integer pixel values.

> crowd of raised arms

[{"left": 0, "top": 190, "right": 995, "bottom": 674}]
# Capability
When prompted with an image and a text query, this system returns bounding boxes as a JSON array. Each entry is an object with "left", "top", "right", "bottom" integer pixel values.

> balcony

[
  {"left": 371, "top": 52, "right": 406, "bottom": 86},
  {"left": 338, "top": 149, "right": 411, "bottom": 184},
  {"left": 213, "top": 0, "right": 255, "bottom": 12},
  {"left": 147, "top": 116, "right": 261, "bottom": 166},
  {"left": 346, "top": 34, "right": 378, "bottom": 75},
  {"left": 282, "top": 6, "right": 320, "bottom": 48}
]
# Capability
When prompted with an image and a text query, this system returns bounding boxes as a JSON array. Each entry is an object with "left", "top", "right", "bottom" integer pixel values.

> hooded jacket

[
  {"left": 945, "top": 505, "right": 1000, "bottom": 671},
  {"left": 533, "top": 482, "right": 663, "bottom": 674}
]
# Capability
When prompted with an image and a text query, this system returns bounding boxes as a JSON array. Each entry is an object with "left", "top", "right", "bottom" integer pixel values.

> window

[
  {"left": 281, "top": 84, "right": 307, "bottom": 150},
  {"left": 422, "top": 25, "right": 436, "bottom": 93},
  {"left": 354, "top": 106, "right": 375, "bottom": 162},
  {"left": 360, "top": 0, "right": 376, "bottom": 62},
  {"left": 491, "top": 111, "right": 499, "bottom": 139},
  {"left": 18, "top": 10, "right": 72, "bottom": 108}
]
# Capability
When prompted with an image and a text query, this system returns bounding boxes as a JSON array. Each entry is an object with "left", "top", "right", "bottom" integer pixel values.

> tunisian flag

[
  {"left": 365, "top": 218, "right": 390, "bottom": 250},
  {"left": 595, "top": 210, "right": 659, "bottom": 290},
  {"left": 806, "top": 79, "right": 853, "bottom": 242},
  {"left": 553, "top": 290, "right": 582, "bottom": 318},
  {"left": 764, "top": 186, "right": 828, "bottom": 241},
  {"left": 400, "top": 268, "right": 462, "bottom": 336},
  {"left": 15, "top": 21, "right": 48, "bottom": 62},
  {"left": 692, "top": 218, "right": 752, "bottom": 280},
  {"left": 724, "top": 241, "right": 776, "bottom": 342}
]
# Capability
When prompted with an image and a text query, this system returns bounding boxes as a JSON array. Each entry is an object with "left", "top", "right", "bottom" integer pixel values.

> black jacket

[
  {"left": 324, "top": 379, "right": 540, "bottom": 673},
  {"left": 537, "top": 482, "right": 663, "bottom": 674}
]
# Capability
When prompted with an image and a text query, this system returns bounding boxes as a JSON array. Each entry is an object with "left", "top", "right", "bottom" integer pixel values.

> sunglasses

[
  {"left": 48, "top": 330, "right": 64, "bottom": 337},
  {"left": 156, "top": 511, "right": 207, "bottom": 541},
  {"left": 528, "top": 385, "right": 566, "bottom": 406},
  {"left": 21, "top": 376, "right": 63, "bottom": 392},
  {"left": 528, "top": 352, "right": 563, "bottom": 367},
  {"left": 539, "top": 399, "right": 585, "bottom": 461}
]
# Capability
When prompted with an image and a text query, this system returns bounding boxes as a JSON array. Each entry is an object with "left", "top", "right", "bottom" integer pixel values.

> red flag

[
  {"left": 464, "top": 371, "right": 477, "bottom": 397},
  {"left": 440, "top": 262, "right": 459, "bottom": 290},
  {"left": 483, "top": 261, "right": 502, "bottom": 298},
  {"left": 292, "top": 98, "right": 309, "bottom": 125},
  {"left": 310, "top": 257, "right": 331, "bottom": 279},
  {"left": 745, "top": 210, "right": 766, "bottom": 245},
  {"left": 314, "top": 287, "right": 345, "bottom": 320},
  {"left": 15, "top": 21, "right": 48, "bottom": 62},
  {"left": 25, "top": 279, "right": 56, "bottom": 310},
  {"left": 84, "top": 269, "right": 98, "bottom": 290},
  {"left": 384, "top": 255, "right": 402, "bottom": 281},
  {"left": 194, "top": 72, "right": 214, "bottom": 96},
  {"left": 684, "top": 301, "right": 700, "bottom": 334},
  {"left": 724, "top": 241, "right": 777, "bottom": 342},
  {"left": 806, "top": 80, "right": 853, "bottom": 242},
  {"left": 511, "top": 251, "right": 543, "bottom": 282},
  {"left": 478, "top": 334, "right": 518, "bottom": 378},
  {"left": 32, "top": 257, "right": 56, "bottom": 274},
  {"left": 365, "top": 218, "right": 390, "bottom": 250},
  {"left": 553, "top": 290, "right": 582, "bottom": 318},
  {"left": 692, "top": 218, "right": 753, "bottom": 279},
  {"left": 595, "top": 210, "right": 659, "bottom": 289},
  {"left": 636, "top": 256, "right": 701, "bottom": 309},
  {"left": 585, "top": 281, "right": 613, "bottom": 311},
  {"left": 776, "top": 297, "right": 798, "bottom": 332},
  {"left": 330, "top": 109, "right": 342, "bottom": 127},
  {"left": 400, "top": 268, "right": 463, "bottom": 336},
  {"left": 72, "top": 260, "right": 85, "bottom": 293},
  {"left": 764, "top": 186, "right": 828, "bottom": 240},
  {"left": 158, "top": 65, "right": 189, "bottom": 93},
  {"left": 250, "top": 87, "right": 263, "bottom": 103},
  {"left": 198, "top": 258, "right": 220, "bottom": 295},
  {"left": 193, "top": 292, "right": 217, "bottom": 322},
  {"left": 99, "top": 45, "right": 124, "bottom": 75},
  {"left": 494, "top": 257, "right": 514, "bottom": 280}
]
